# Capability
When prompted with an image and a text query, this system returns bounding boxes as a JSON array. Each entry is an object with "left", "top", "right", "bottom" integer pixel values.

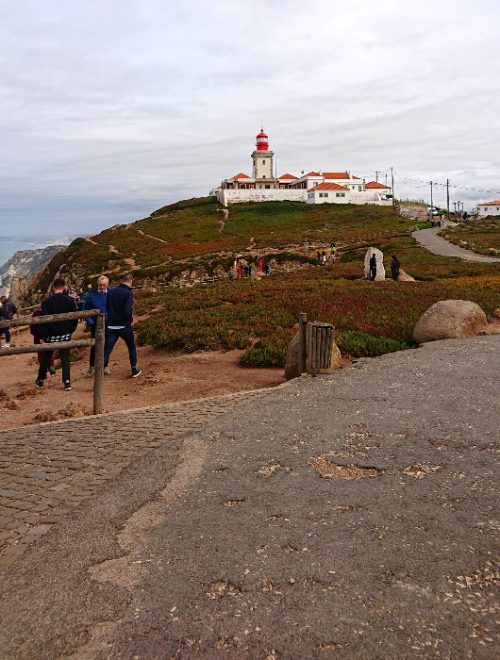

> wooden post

[
  {"left": 298, "top": 313, "right": 307, "bottom": 375},
  {"left": 93, "top": 313, "right": 105, "bottom": 415}
]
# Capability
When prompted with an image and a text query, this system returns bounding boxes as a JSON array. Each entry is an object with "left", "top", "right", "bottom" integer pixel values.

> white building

[
  {"left": 214, "top": 129, "right": 393, "bottom": 206},
  {"left": 477, "top": 199, "right": 500, "bottom": 218}
]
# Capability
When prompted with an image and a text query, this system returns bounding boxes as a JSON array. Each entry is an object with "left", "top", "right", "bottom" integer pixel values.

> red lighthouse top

[{"left": 256, "top": 128, "right": 269, "bottom": 151}]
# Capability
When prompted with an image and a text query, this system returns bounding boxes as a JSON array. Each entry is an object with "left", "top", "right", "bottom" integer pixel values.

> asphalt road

[
  {"left": 0, "top": 337, "right": 499, "bottom": 659},
  {"left": 412, "top": 227, "right": 500, "bottom": 262}
]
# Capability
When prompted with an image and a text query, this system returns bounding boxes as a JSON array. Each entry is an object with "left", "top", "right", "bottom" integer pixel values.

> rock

[
  {"left": 492, "top": 307, "right": 500, "bottom": 319},
  {"left": 364, "top": 247, "right": 385, "bottom": 281},
  {"left": 285, "top": 330, "right": 342, "bottom": 380},
  {"left": 398, "top": 269, "right": 416, "bottom": 282},
  {"left": 413, "top": 300, "right": 488, "bottom": 343}
]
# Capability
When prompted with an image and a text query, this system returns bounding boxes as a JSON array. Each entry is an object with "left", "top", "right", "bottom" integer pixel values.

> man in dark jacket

[
  {"left": 104, "top": 273, "right": 142, "bottom": 378},
  {"left": 83, "top": 275, "right": 108, "bottom": 376},
  {"left": 0, "top": 295, "right": 17, "bottom": 348},
  {"left": 35, "top": 278, "right": 78, "bottom": 391}
]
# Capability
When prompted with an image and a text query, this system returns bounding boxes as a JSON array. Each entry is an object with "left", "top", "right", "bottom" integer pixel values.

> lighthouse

[{"left": 251, "top": 128, "right": 276, "bottom": 187}]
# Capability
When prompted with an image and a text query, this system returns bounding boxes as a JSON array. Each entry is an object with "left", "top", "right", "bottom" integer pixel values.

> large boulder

[
  {"left": 285, "top": 331, "right": 342, "bottom": 380},
  {"left": 398, "top": 269, "right": 416, "bottom": 282},
  {"left": 413, "top": 300, "right": 488, "bottom": 343},
  {"left": 364, "top": 247, "right": 385, "bottom": 281}
]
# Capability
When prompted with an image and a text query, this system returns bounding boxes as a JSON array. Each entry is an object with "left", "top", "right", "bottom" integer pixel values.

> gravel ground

[{"left": 0, "top": 336, "right": 498, "bottom": 659}]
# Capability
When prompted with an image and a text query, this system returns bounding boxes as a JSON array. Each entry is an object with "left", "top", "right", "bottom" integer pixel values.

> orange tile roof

[
  {"left": 322, "top": 171, "right": 350, "bottom": 179},
  {"left": 232, "top": 172, "right": 251, "bottom": 179},
  {"left": 305, "top": 171, "right": 322, "bottom": 177},
  {"left": 477, "top": 199, "right": 500, "bottom": 205},
  {"left": 278, "top": 173, "right": 298, "bottom": 179},
  {"left": 365, "top": 181, "right": 390, "bottom": 189},
  {"left": 309, "top": 182, "right": 349, "bottom": 191}
]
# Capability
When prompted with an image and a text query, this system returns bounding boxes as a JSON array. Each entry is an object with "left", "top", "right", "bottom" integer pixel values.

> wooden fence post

[
  {"left": 93, "top": 313, "right": 105, "bottom": 415},
  {"left": 298, "top": 312, "right": 307, "bottom": 374}
]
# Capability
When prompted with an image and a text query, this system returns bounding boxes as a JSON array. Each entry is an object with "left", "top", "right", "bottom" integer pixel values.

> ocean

[{"left": 0, "top": 236, "right": 72, "bottom": 269}]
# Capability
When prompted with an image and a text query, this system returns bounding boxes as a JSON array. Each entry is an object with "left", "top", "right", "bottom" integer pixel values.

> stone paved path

[
  {"left": 0, "top": 390, "right": 269, "bottom": 570},
  {"left": 0, "top": 337, "right": 498, "bottom": 658},
  {"left": 412, "top": 227, "right": 500, "bottom": 262}
]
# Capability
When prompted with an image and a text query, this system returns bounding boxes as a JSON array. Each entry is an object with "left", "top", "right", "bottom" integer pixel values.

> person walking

[
  {"left": 35, "top": 278, "right": 78, "bottom": 391},
  {"left": 369, "top": 254, "right": 377, "bottom": 281},
  {"left": 31, "top": 297, "right": 56, "bottom": 376},
  {"left": 83, "top": 275, "right": 109, "bottom": 377},
  {"left": 0, "top": 295, "right": 17, "bottom": 348},
  {"left": 330, "top": 243, "right": 337, "bottom": 263},
  {"left": 391, "top": 255, "right": 401, "bottom": 281},
  {"left": 104, "top": 273, "right": 142, "bottom": 378}
]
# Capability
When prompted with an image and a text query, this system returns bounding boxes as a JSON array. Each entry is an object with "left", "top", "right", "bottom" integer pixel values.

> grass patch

[{"left": 440, "top": 219, "right": 500, "bottom": 256}]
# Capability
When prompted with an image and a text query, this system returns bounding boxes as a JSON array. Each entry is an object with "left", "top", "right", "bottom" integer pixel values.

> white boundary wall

[{"left": 216, "top": 189, "right": 307, "bottom": 205}]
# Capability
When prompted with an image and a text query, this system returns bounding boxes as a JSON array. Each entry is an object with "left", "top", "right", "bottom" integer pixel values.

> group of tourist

[
  {"left": 233, "top": 258, "right": 270, "bottom": 278},
  {"left": 28, "top": 272, "right": 141, "bottom": 391},
  {"left": 317, "top": 243, "right": 337, "bottom": 265}
]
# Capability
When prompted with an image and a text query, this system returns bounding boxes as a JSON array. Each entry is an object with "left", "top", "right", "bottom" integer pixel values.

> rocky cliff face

[{"left": 0, "top": 245, "right": 66, "bottom": 299}]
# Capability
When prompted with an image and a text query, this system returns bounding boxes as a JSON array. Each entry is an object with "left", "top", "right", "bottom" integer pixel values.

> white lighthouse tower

[{"left": 251, "top": 128, "right": 277, "bottom": 188}]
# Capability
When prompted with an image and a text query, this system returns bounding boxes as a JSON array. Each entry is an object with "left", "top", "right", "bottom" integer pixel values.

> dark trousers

[
  {"left": 104, "top": 326, "right": 137, "bottom": 368},
  {"left": 89, "top": 325, "right": 96, "bottom": 367},
  {"left": 38, "top": 348, "right": 70, "bottom": 383},
  {"left": 0, "top": 328, "right": 11, "bottom": 342}
]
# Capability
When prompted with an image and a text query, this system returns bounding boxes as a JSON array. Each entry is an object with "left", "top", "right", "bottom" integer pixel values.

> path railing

[{"left": 0, "top": 310, "right": 105, "bottom": 414}]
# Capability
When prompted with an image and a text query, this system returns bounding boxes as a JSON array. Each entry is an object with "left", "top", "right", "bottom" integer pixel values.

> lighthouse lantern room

[{"left": 252, "top": 127, "right": 275, "bottom": 184}]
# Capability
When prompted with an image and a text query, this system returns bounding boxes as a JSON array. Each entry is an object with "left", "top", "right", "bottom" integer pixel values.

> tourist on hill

[
  {"left": 0, "top": 295, "right": 18, "bottom": 348},
  {"left": 258, "top": 258, "right": 264, "bottom": 271},
  {"left": 391, "top": 255, "right": 400, "bottom": 281},
  {"left": 263, "top": 262, "right": 271, "bottom": 276},
  {"left": 330, "top": 243, "right": 337, "bottom": 263},
  {"left": 35, "top": 278, "right": 78, "bottom": 391},
  {"left": 83, "top": 275, "right": 109, "bottom": 377},
  {"left": 104, "top": 273, "right": 141, "bottom": 378},
  {"left": 369, "top": 254, "right": 377, "bottom": 281}
]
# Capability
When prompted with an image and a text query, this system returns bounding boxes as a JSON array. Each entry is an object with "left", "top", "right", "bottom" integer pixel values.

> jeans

[
  {"left": 0, "top": 327, "right": 11, "bottom": 343},
  {"left": 104, "top": 326, "right": 137, "bottom": 368},
  {"left": 38, "top": 348, "right": 70, "bottom": 383},
  {"left": 89, "top": 325, "right": 96, "bottom": 367}
]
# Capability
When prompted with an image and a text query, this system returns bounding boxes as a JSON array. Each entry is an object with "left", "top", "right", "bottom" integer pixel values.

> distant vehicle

[{"left": 426, "top": 207, "right": 439, "bottom": 216}]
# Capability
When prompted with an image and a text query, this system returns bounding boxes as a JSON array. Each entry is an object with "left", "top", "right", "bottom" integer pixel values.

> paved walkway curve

[
  {"left": 0, "top": 337, "right": 499, "bottom": 658},
  {"left": 412, "top": 227, "right": 500, "bottom": 262}
]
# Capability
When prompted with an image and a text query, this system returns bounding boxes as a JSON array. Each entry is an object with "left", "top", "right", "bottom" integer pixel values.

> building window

[
  {"left": 262, "top": 160, "right": 266, "bottom": 165},
  {"left": 265, "top": 185, "right": 270, "bottom": 189},
  {"left": 263, "top": 175, "right": 266, "bottom": 178},
  {"left": 324, "top": 193, "right": 329, "bottom": 197},
  {"left": 358, "top": 186, "right": 362, "bottom": 191}
]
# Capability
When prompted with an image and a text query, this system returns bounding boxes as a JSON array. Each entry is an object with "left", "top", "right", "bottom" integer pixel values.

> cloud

[{"left": 0, "top": 0, "right": 499, "bottom": 236}]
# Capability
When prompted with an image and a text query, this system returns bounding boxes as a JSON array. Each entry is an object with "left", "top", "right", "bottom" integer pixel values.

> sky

[{"left": 1, "top": 0, "right": 499, "bottom": 238}]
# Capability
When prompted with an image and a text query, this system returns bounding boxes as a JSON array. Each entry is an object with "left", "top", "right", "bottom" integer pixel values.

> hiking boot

[
  {"left": 35, "top": 379, "right": 44, "bottom": 388},
  {"left": 48, "top": 365, "right": 56, "bottom": 375},
  {"left": 104, "top": 367, "right": 111, "bottom": 375},
  {"left": 131, "top": 367, "right": 142, "bottom": 378},
  {"left": 86, "top": 366, "right": 95, "bottom": 377},
  {"left": 64, "top": 381, "right": 72, "bottom": 391}
]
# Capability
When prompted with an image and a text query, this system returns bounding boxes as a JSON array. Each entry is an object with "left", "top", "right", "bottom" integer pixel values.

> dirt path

[
  {"left": 0, "top": 326, "right": 283, "bottom": 429},
  {"left": 136, "top": 229, "right": 168, "bottom": 244},
  {"left": 412, "top": 227, "right": 500, "bottom": 262}
]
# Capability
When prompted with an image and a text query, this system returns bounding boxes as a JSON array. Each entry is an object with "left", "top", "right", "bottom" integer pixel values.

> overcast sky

[{"left": 1, "top": 0, "right": 499, "bottom": 237}]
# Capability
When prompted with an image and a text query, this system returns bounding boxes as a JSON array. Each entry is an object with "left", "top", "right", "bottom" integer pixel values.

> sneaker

[
  {"left": 35, "top": 379, "right": 44, "bottom": 388},
  {"left": 64, "top": 381, "right": 72, "bottom": 391},
  {"left": 48, "top": 366, "right": 56, "bottom": 375},
  {"left": 86, "top": 366, "right": 95, "bottom": 377},
  {"left": 131, "top": 367, "right": 142, "bottom": 378},
  {"left": 3, "top": 343, "right": 10, "bottom": 348},
  {"left": 104, "top": 367, "right": 111, "bottom": 375}
]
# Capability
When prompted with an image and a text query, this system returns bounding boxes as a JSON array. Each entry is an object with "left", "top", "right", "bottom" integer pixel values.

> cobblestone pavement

[{"left": 0, "top": 389, "right": 270, "bottom": 571}]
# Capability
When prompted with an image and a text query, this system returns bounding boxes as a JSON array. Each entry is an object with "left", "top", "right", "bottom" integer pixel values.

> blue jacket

[
  {"left": 106, "top": 284, "right": 134, "bottom": 327},
  {"left": 83, "top": 289, "right": 108, "bottom": 326}
]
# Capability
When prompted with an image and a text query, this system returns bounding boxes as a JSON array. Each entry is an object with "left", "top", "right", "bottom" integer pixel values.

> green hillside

[
  {"left": 36, "top": 197, "right": 427, "bottom": 289},
  {"left": 34, "top": 197, "right": 500, "bottom": 366}
]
